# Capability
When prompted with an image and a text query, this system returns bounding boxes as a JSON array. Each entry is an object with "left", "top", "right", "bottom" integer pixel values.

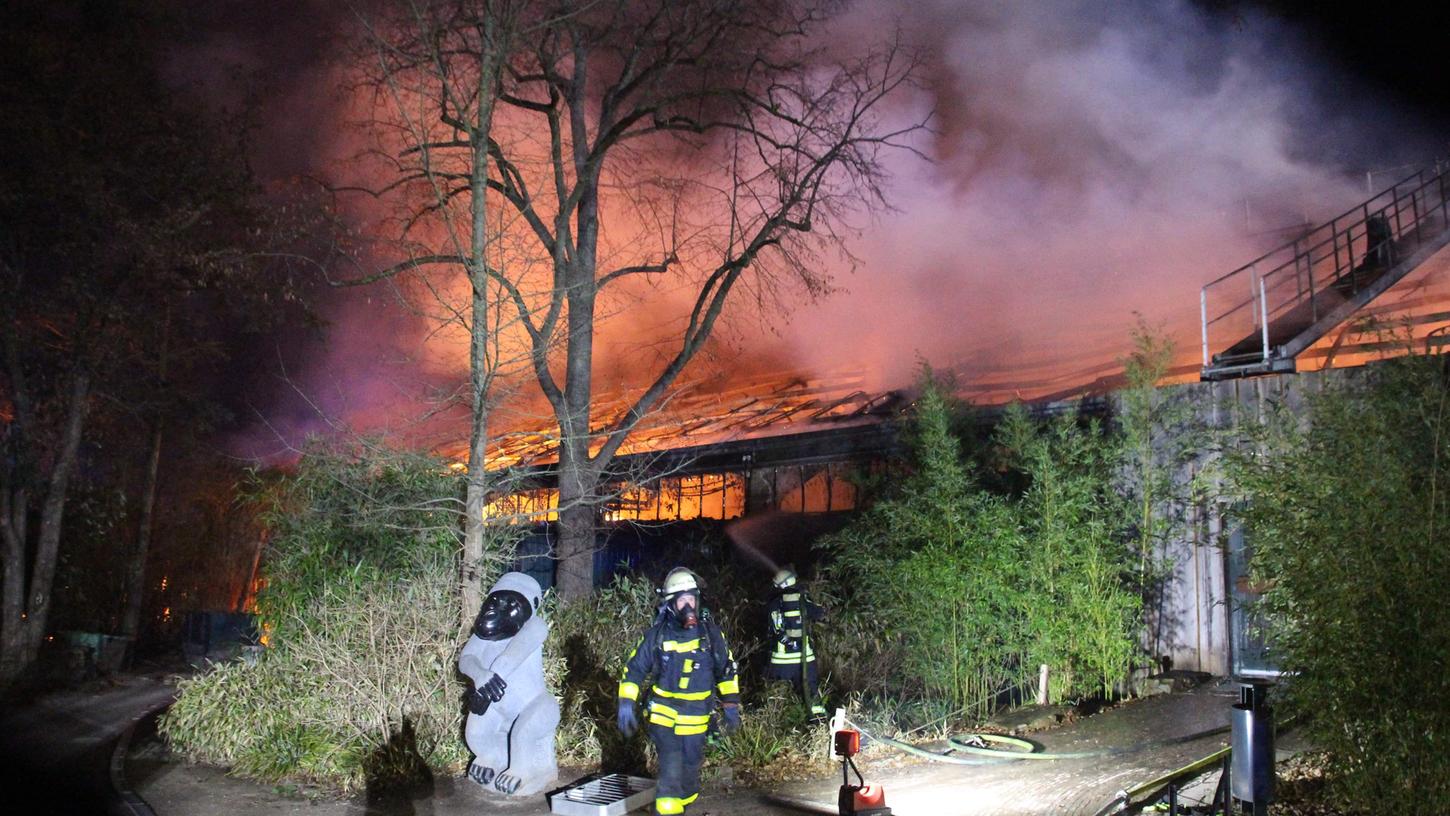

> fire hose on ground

[
  {"left": 765, "top": 713, "right": 1238, "bottom": 815},
  {"left": 767, "top": 704, "right": 1293, "bottom": 815},
  {"left": 840, "top": 714, "right": 1232, "bottom": 765}
]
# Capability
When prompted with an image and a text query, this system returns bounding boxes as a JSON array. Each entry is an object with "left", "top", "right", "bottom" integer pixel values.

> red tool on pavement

[{"left": 832, "top": 713, "right": 891, "bottom": 816}]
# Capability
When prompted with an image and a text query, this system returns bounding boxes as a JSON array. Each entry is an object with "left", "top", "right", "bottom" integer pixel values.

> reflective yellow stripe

[
  {"left": 618, "top": 681, "right": 640, "bottom": 701},
  {"left": 717, "top": 677, "right": 739, "bottom": 696},
  {"left": 649, "top": 711, "right": 676, "bottom": 727},
  {"left": 661, "top": 639, "right": 701, "bottom": 652},
  {"left": 652, "top": 686, "right": 712, "bottom": 700},
  {"left": 656, "top": 797, "right": 685, "bottom": 814},
  {"left": 675, "top": 723, "right": 709, "bottom": 735},
  {"left": 681, "top": 793, "right": 698, "bottom": 806},
  {"left": 783, "top": 593, "right": 800, "bottom": 602},
  {"left": 649, "top": 701, "right": 680, "bottom": 717},
  {"left": 673, "top": 712, "right": 710, "bottom": 725},
  {"left": 783, "top": 610, "right": 802, "bottom": 616},
  {"left": 772, "top": 653, "right": 814, "bottom": 664}
]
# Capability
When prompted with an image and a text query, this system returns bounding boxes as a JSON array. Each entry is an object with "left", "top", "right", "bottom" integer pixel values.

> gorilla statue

[{"left": 458, "top": 572, "right": 558, "bottom": 796}]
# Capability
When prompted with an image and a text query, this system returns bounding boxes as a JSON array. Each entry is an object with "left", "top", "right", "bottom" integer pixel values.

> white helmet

[
  {"left": 662, "top": 567, "right": 699, "bottom": 596},
  {"left": 660, "top": 567, "right": 701, "bottom": 628},
  {"left": 772, "top": 567, "right": 797, "bottom": 589}
]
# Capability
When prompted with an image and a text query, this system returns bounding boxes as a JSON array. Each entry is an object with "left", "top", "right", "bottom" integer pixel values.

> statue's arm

[
  {"left": 459, "top": 637, "right": 491, "bottom": 685},
  {"left": 485, "top": 616, "right": 547, "bottom": 678}
]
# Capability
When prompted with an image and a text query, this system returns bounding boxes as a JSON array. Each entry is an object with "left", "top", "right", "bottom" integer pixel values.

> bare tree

[
  {"left": 345, "top": 0, "right": 924, "bottom": 601},
  {"left": 343, "top": 0, "right": 551, "bottom": 624}
]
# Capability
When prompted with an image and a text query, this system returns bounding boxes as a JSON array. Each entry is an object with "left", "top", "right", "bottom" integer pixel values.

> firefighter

[
  {"left": 617, "top": 567, "right": 741, "bottom": 815},
  {"left": 764, "top": 567, "right": 827, "bottom": 716}
]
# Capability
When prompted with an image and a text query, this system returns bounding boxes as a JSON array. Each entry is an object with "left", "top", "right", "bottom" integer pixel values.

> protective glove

[
  {"left": 481, "top": 672, "right": 508, "bottom": 702},
  {"left": 465, "top": 687, "right": 491, "bottom": 716},
  {"left": 617, "top": 699, "right": 638, "bottom": 738},
  {"left": 720, "top": 704, "right": 742, "bottom": 735}
]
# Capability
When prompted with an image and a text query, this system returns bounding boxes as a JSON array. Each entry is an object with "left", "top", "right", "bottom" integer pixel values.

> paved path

[
  {"left": 780, "top": 683, "right": 1242, "bottom": 815},
  {"left": 6, "top": 673, "right": 1268, "bottom": 815},
  {"left": 0, "top": 675, "right": 176, "bottom": 813}
]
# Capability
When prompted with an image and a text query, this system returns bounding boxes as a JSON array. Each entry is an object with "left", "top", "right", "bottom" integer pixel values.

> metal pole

[
  {"left": 1346, "top": 217, "right": 1358, "bottom": 284},
  {"left": 1259, "top": 276, "right": 1271, "bottom": 362},
  {"left": 1432, "top": 171, "right": 1444, "bottom": 223},
  {"left": 1331, "top": 218, "right": 1342, "bottom": 280},
  {"left": 1201, "top": 288, "right": 1211, "bottom": 367},
  {"left": 1299, "top": 236, "right": 1310, "bottom": 300},
  {"left": 1308, "top": 243, "right": 1319, "bottom": 323}
]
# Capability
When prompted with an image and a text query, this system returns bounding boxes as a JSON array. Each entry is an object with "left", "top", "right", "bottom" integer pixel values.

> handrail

[{"left": 1201, "top": 164, "right": 1450, "bottom": 371}]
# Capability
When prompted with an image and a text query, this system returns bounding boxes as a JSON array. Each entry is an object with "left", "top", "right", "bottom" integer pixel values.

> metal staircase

[{"left": 1200, "top": 165, "right": 1450, "bottom": 380}]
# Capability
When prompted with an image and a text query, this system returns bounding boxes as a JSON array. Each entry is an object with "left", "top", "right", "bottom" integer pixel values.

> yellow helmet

[{"left": 772, "top": 567, "right": 797, "bottom": 589}]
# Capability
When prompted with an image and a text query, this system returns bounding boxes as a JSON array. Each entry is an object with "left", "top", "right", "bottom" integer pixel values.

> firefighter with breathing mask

[
  {"left": 764, "top": 566, "right": 827, "bottom": 716},
  {"left": 617, "top": 567, "right": 741, "bottom": 815}
]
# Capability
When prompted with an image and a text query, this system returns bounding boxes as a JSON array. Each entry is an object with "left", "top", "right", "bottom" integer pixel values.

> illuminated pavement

[
  {"left": 775, "top": 681, "right": 1248, "bottom": 815},
  {"left": 2, "top": 672, "right": 1276, "bottom": 815},
  {"left": 127, "top": 678, "right": 1279, "bottom": 816}
]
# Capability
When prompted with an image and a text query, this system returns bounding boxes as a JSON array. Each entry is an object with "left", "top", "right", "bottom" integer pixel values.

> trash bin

[{"left": 1230, "top": 680, "right": 1273, "bottom": 815}]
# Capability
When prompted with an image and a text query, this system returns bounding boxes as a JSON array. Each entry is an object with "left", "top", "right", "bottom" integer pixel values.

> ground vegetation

[{"left": 1223, "top": 355, "right": 1450, "bottom": 814}]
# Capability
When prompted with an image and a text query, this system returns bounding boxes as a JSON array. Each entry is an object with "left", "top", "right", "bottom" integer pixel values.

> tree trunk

[
  {"left": 0, "top": 500, "right": 26, "bottom": 682},
  {"left": 121, "top": 314, "right": 169, "bottom": 656},
  {"left": 460, "top": 30, "right": 502, "bottom": 631},
  {"left": 0, "top": 369, "right": 91, "bottom": 686},
  {"left": 554, "top": 475, "right": 597, "bottom": 602},
  {"left": 119, "top": 419, "right": 162, "bottom": 652},
  {"left": 553, "top": 245, "right": 599, "bottom": 601}
]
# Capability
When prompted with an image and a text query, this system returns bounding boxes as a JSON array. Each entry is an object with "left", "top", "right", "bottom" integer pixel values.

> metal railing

[{"left": 1201, "top": 164, "right": 1450, "bottom": 374}]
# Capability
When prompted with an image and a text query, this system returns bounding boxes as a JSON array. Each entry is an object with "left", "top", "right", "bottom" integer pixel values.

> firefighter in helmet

[
  {"left": 764, "top": 566, "right": 827, "bottom": 716},
  {"left": 618, "top": 567, "right": 741, "bottom": 815}
]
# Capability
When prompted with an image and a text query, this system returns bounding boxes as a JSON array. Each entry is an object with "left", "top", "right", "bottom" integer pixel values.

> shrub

[
  {"left": 1224, "top": 357, "right": 1450, "bottom": 813},
  {"left": 821, "top": 370, "right": 1030, "bottom": 718},
  {"left": 998, "top": 405, "right": 1140, "bottom": 701},
  {"left": 160, "top": 443, "right": 506, "bottom": 792},
  {"left": 545, "top": 573, "right": 660, "bottom": 768},
  {"left": 820, "top": 366, "right": 1143, "bottom": 720}
]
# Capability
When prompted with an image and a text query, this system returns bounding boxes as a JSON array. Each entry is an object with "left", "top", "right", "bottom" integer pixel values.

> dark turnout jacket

[
  {"left": 618, "top": 613, "right": 740, "bottom": 735},
  {"left": 766, "top": 588, "right": 825, "bottom": 666}
]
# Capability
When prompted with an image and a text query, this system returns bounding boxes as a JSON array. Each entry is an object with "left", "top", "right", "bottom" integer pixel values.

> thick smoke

[
  {"left": 755, "top": 0, "right": 1440, "bottom": 395},
  {"left": 176, "top": 0, "right": 1446, "bottom": 454}
]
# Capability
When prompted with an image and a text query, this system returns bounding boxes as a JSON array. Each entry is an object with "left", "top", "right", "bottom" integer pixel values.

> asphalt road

[
  {"left": 0, "top": 674, "right": 175, "bottom": 814},
  {"left": 3, "top": 671, "right": 1284, "bottom": 816}
]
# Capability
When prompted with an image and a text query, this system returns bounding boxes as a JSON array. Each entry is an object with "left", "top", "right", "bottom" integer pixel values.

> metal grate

[{"left": 548, "top": 773, "right": 656, "bottom": 816}]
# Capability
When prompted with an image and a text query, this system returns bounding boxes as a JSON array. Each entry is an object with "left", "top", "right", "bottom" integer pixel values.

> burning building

[{"left": 458, "top": 163, "right": 1450, "bottom": 682}]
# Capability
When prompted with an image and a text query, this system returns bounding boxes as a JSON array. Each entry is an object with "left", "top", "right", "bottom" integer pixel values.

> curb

[{"left": 108, "top": 697, "right": 171, "bottom": 816}]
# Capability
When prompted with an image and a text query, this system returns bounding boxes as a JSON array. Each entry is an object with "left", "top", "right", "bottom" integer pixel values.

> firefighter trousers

[
  {"left": 765, "top": 657, "right": 822, "bottom": 711},
  {"left": 648, "top": 723, "right": 706, "bottom": 814}
]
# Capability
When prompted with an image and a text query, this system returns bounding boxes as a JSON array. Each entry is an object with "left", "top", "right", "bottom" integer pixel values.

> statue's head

[{"left": 473, "top": 572, "right": 543, "bottom": 641}]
